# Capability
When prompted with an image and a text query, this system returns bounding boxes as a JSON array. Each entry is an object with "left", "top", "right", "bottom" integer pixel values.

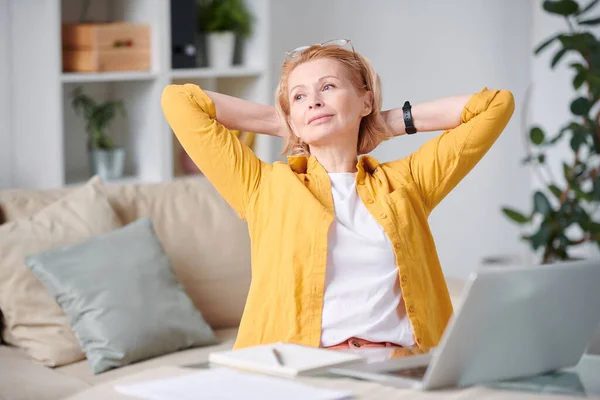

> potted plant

[
  {"left": 502, "top": 0, "right": 600, "bottom": 264},
  {"left": 196, "top": 0, "right": 253, "bottom": 68},
  {"left": 70, "top": 86, "right": 127, "bottom": 180}
]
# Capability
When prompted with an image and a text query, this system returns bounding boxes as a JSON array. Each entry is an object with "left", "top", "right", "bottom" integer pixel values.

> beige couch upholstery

[
  {"left": 0, "top": 176, "right": 596, "bottom": 400},
  {"left": 0, "top": 176, "right": 256, "bottom": 400}
]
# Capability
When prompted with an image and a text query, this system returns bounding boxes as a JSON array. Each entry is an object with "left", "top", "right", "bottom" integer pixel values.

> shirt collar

[{"left": 287, "top": 155, "right": 380, "bottom": 179}]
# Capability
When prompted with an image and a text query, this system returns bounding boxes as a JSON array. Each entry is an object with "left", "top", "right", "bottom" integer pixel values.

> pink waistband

[{"left": 324, "top": 337, "right": 402, "bottom": 350}]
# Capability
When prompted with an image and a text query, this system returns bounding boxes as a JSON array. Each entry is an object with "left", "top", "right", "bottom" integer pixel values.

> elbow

[
  {"left": 497, "top": 89, "right": 515, "bottom": 118},
  {"left": 160, "top": 84, "right": 181, "bottom": 112},
  {"left": 500, "top": 89, "right": 515, "bottom": 113},
  {"left": 501, "top": 90, "right": 515, "bottom": 130},
  {"left": 491, "top": 90, "right": 516, "bottom": 131}
]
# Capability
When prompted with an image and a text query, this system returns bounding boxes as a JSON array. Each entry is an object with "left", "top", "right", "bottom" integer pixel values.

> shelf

[
  {"left": 169, "top": 66, "right": 264, "bottom": 80},
  {"left": 66, "top": 174, "right": 151, "bottom": 187},
  {"left": 61, "top": 71, "right": 159, "bottom": 84}
]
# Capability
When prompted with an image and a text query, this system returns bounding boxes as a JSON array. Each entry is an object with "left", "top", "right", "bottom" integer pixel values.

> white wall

[
  {"left": 270, "top": 0, "right": 533, "bottom": 278},
  {"left": 0, "top": 0, "right": 11, "bottom": 189}
]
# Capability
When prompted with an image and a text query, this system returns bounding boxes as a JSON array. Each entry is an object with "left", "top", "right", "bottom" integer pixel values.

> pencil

[{"left": 272, "top": 348, "right": 285, "bottom": 366}]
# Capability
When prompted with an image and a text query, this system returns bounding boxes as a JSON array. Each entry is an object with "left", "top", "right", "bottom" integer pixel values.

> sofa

[{"left": 0, "top": 176, "right": 597, "bottom": 400}]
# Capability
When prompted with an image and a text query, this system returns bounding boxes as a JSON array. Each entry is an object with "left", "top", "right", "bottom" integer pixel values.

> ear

[
  {"left": 361, "top": 91, "right": 374, "bottom": 117},
  {"left": 288, "top": 117, "right": 298, "bottom": 135}
]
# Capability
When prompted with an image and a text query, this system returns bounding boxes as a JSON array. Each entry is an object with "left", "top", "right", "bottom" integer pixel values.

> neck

[{"left": 309, "top": 145, "right": 358, "bottom": 173}]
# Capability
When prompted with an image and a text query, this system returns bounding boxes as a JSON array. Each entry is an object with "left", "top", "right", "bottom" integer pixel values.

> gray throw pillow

[{"left": 25, "top": 217, "right": 219, "bottom": 374}]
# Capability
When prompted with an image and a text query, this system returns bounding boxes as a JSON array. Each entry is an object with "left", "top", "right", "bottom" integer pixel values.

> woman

[{"left": 161, "top": 39, "right": 515, "bottom": 352}]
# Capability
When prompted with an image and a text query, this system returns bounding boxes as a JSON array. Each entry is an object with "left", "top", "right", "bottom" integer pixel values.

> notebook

[{"left": 208, "top": 342, "right": 365, "bottom": 377}]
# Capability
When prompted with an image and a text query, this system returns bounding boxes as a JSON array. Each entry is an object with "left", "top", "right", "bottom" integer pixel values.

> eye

[
  {"left": 322, "top": 83, "right": 334, "bottom": 91},
  {"left": 293, "top": 93, "right": 304, "bottom": 101}
]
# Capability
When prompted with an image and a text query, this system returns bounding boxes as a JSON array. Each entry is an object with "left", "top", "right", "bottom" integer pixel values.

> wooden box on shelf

[{"left": 62, "top": 22, "right": 151, "bottom": 73}]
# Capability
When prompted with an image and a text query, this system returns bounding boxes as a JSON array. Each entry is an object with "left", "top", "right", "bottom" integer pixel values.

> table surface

[{"left": 65, "top": 354, "right": 600, "bottom": 400}]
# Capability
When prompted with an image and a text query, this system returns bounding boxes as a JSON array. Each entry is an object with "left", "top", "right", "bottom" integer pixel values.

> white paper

[{"left": 115, "top": 367, "right": 354, "bottom": 400}]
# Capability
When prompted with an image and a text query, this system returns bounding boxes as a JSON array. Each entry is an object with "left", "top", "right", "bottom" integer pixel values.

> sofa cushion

[
  {"left": 102, "top": 177, "right": 252, "bottom": 329},
  {"left": 0, "top": 185, "right": 75, "bottom": 223},
  {"left": 25, "top": 217, "right": 219, "bottom": 374},
  {"left": 0, "top": 177, "right": 252, "bottom": 330},
  {"left": 0, "top": 177, "right": 122, "bottom": 367},
  {"left": 0, "top": 344, "right": 90, "bottom": 400},
  {"left": 56, "top": 328, "right": 238, "bottom": 385}
]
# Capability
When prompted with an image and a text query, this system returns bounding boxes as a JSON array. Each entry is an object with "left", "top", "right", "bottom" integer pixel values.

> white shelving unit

[{"left": 8, "top": 0, "right": 274, "bottom": 189}]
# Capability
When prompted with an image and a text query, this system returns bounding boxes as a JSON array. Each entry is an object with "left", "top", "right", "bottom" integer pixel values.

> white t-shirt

[{"left": 320, "top": 172, "right": 415, "bottom": 348}]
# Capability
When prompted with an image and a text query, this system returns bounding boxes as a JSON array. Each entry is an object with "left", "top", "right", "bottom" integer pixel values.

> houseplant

[
  {"left": 196, "top": 0, "right": 253, "bottom": 68},
  {"left": 502, "top": 0, "right": 600, "bottom": 263},
  {"left": 70, "top": 86, "right": 127, "bottom": 180}
]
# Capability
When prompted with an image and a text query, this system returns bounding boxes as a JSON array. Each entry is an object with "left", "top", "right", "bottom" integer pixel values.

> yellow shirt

[{"left": 161, "top": 84, "right": 515, "bottom": 350}]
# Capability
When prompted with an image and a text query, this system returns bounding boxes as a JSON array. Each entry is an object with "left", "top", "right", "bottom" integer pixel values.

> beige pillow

[
  {"left": 0, "top": 186, "right": 76, "bottom": 223},
  {"left": 0, "top": 177, "right": 122, "bottom": 367}
]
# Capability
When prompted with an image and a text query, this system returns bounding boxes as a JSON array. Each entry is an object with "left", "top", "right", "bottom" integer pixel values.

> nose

[{"left": 309, "top": 94, "right": 323, "bottom": 109}]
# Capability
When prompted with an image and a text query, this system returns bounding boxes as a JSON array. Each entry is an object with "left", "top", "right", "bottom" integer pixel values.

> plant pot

[
  {"left": 206, "top": 31, "right": 235, "bottom": 69},
  {"left": 89, "top": 148, "right": 125, "bottom": 180}
]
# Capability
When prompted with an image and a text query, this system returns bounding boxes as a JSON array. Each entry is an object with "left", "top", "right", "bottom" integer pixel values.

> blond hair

[{"left": 275, "top": 45, "right": 392, "bottom": 156}]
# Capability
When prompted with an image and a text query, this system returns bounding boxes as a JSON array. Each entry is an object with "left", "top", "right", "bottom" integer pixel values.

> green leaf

[
  {"left": 577, "top": 0, "right": 600, "bottom": 15},
  {"left": 534, "top": 191, "right": 553, "bottom": 215},
  {"left": 543, "top": 0, "right": 579, "bottom": 15},
  {"left": 548, "top": 184, "right": 563, "bottom": 198},
  {"left": 551, "top": 48, "right": 568, "bottom": 67},
  {"left": 558, "top": 233, "right": 572, "bottom": 248},
  {"left": 570, "top": 132, "right": 587, "bottom": 151},
  {"left": 530, "top": 220, "right": 554, "bottom": 250},
  {"left": 534, "top": 34, "right": 560, "bottom": 55},
  {"left": 502, "top": 207, "right": 531, "bottom": 224},
  {"left": 573, "top": 71, "right": 586, "bottom": 89},
  {"left": 571, "top": 180, "right": 593, "bottom": 201},
  {"left": 570, "top": 97, "right": 592, "bottom": 115},
  {"left": 563, "top": 162, "right": 573, "bottom": 181},
  {"left": 588, "top": 222, "right": 600, "bottom": 234},
  {"left": 530, "top": 127, "right": 545, "bottom": 145},
  {"left": 594, "top": 175, "right": 600, "bottom": 199},
  {"left": 578, "top": 16, "right": 600, "bottom": 24},
  {"left": 572, "top": 203, "right": 590, "bottom": 222}
]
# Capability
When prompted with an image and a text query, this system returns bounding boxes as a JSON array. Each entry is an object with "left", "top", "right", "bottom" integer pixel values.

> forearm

[
  {"left": 205, "top": 90, "right": 280, "bottom": 137},
  {"left": 383, "top": 94, "right": 473, "bottom": 136}
]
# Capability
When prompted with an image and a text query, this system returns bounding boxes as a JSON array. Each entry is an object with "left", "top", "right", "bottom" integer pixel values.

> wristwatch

[{"left": 402, "top": 101, "right": 417, "bottom": 135}]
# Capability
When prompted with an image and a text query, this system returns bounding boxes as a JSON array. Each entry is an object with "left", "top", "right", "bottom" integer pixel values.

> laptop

[{"left": 328, "top": 258, "right": 600, "bottom": 390}]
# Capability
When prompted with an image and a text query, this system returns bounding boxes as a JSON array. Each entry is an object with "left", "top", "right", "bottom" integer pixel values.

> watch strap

[{"left": 402, "top": 101, "right": 417, "bottom": 134}]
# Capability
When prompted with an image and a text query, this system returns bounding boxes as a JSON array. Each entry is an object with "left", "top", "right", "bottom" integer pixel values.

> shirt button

[
  {"left": 409, "top": 306, "right": 415, "bottom": 313},
  {"left": 401, "top": 275, "right": 408, "bottom": 283},
  {"left": 367, "top": 199, "right": 374, "bottom": 204},
  {"left": 380, "top": 213, "right": 387, "bottom": 219},
  {"left": 394, "top": 243, "right": 401, "bottom": 250}
]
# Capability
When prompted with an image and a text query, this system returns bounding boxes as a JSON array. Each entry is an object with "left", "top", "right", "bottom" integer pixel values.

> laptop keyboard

[{"left": 387, "top": 365, "right": 429, "bottom": 379}]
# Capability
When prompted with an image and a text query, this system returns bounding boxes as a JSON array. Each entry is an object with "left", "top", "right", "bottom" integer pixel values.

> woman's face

[{"left": 287, "top": 58, "right": 372, "bottom": 148}]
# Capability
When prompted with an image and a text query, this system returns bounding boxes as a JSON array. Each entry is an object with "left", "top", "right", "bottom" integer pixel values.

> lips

[{"left": 307, "top": 114, "right": 334, "bottom": 125}]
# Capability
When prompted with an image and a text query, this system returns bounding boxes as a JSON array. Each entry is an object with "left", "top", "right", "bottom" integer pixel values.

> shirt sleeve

[
  {"left": 393, "top": 88, "right": 515, "bottom": 212},
  {"left": 161, "top": 84, "right": 266, "bottom": 219}
]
